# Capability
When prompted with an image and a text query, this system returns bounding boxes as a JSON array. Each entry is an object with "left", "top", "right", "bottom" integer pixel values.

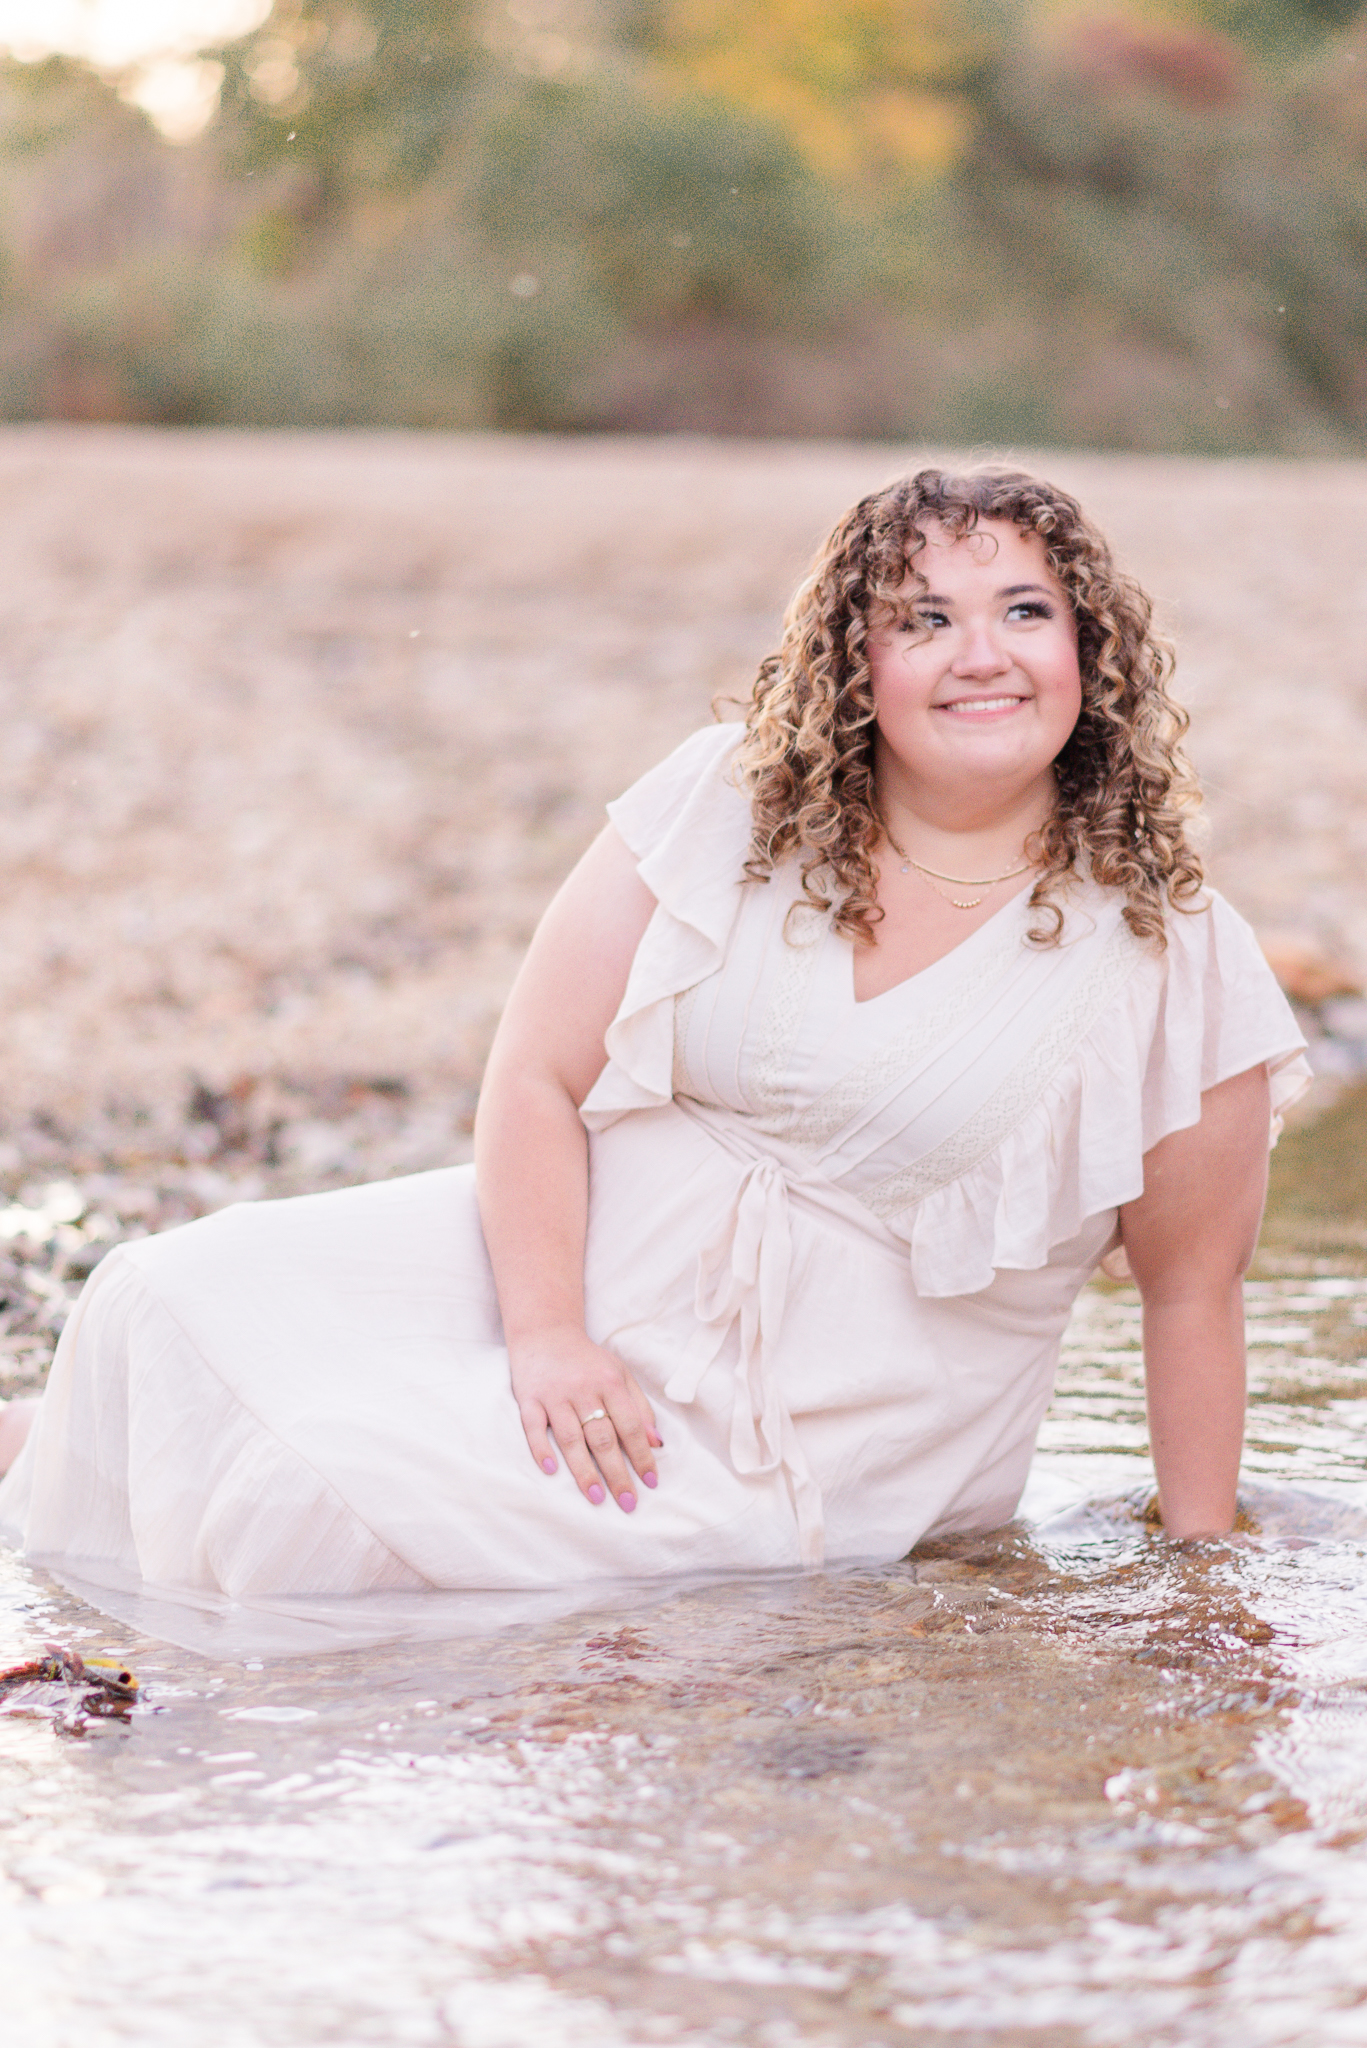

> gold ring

[{"left": 580, "top": 1408, "right": 607, "bottom": 1426}]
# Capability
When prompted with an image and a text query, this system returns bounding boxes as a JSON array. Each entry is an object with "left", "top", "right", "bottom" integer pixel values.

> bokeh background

[{"left": 1, "top": 0, "right": 1366, "bottom": 449}]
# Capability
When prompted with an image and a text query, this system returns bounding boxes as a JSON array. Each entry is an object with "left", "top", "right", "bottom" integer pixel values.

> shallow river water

[{"left": 5, "top": 1249, "right": 1367, "bottom": 2048}]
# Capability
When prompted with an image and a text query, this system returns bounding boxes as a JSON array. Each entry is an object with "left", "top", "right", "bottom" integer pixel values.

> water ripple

[{"left": 2, "top": 1258, "right": 1366, "bottom": 2045}]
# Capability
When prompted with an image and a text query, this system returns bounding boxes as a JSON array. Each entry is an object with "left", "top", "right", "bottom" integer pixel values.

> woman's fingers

[
  {"left": 631, "top": 1380, "right": 663, "bottom": 1453},
  {"left": 608, "top": 1386, "right": 659, "bottom": 1492},
  {"left": 551, "top": 1404, "right": 614, "bottom": 1505},
  {"left": 582, "top": 1412, "right": 640, "bottom": 1509},
  {"left": 590, "top": 1370, "right": 662, "bottom": 1501},
  {"left": 586, "top": 1394, "right": 658, "bottom": 1509},
  {"left": 545, "top": 1395, "right": 660, "bottom": 1511},
  {"left": 518, "top": 1398, "right": 560, "bottom": 1476},
  {"left": 513, "top": 1343, "right": 664, "bottom": 1511}
]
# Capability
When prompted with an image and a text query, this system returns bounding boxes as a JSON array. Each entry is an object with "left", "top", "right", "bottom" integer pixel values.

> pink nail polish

[
  {"left": 618, "top": 1492, "right": 636, "bottom": 1513},
  {"left": 642, "top": 1471, "right": 658, "bottom": 1489},
  {"left": 587, "top": 1483, "right": 605, "bottom": 1504},
  {"left": 541, "top": 1457, "right": 557, "bottom": 1474}
]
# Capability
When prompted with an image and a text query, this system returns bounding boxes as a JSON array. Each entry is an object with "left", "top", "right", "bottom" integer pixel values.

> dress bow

[{"left": 664, "top": 1156, "right": 825, "bottom": 1565}]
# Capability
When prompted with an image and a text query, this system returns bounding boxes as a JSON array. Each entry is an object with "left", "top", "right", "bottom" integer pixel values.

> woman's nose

[{"left": 950, "top": 621, "right": 1011, "bottom": 677}]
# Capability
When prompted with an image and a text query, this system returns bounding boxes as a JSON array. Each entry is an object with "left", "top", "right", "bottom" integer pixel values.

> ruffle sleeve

[
  {"left": 892, "top": 891, "right": 1312, "bottom": 1298},
  {"left": 580, "top": 722, "right": 752, "bottom": 1130}
]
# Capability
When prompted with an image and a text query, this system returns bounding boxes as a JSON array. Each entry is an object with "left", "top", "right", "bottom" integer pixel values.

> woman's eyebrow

[{"left": 915, "top": 581, "right": 1054, "bottom": 605}]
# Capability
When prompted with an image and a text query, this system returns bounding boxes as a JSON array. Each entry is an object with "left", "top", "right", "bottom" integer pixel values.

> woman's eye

[
  {"left": 900, "top": 609, "right": 948, "bottom": 632},
  {"left": 1007, "top": 600, "right": 1053, "bottom": 622}
]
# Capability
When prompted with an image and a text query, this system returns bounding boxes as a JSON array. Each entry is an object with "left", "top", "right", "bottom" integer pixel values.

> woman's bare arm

[
  {"left": 474, "top": 823, "right": 661, "bottom": 1512},
  {"left": 1119, "top": 1063, "right": 1271, "bottom": 1539}
]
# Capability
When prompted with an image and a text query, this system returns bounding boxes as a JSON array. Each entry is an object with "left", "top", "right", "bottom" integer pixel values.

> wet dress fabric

[{"left": 0, "top": 724, "right": 1310, "bottom": 1601}]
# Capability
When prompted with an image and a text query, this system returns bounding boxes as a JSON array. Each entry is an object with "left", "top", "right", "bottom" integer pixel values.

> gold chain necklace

[{"left": 883, "top": 828, "right": 1032, "bottom": 910}]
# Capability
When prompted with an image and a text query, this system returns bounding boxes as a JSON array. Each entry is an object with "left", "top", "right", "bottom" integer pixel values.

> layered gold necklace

[{"left": 883, "top": 829, "right": 1032, "bottom": 910}]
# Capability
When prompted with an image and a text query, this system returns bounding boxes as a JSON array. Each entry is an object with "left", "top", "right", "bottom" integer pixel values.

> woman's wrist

[
  {"left": 505, "top": 1318, "right": 590, "bottom": 1360},
  {"left": 1156, "top": 1494, "right": 1237, "bottom": 1541}
]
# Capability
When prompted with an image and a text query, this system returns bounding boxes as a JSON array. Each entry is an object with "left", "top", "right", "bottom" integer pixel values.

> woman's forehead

[
  {"left": 894, "top": 518, "right": 1062, "bottom": 589},
  {"left": 915, "top": 515, "right": 1047, "bottom": 558}
]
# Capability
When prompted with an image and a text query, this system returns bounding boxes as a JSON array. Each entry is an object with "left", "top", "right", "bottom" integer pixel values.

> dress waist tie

[{"left": 663, "top": 1156, "right": 825, "bottom": 1567}]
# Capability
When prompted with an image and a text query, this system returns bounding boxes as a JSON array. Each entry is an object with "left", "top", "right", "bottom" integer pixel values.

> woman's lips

[{"left": 937, "top": 694, "right": 1029, "bottom": 716}]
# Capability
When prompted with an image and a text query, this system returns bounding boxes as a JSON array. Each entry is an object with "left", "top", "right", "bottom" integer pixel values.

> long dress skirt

[{"left": 0, "top": 1102, "right": 1110, "bottom": 1602}]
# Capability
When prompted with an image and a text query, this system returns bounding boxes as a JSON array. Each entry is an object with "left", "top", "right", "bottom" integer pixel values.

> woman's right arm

[{"left": 474, "top": 823, "right": 662, "bottom": 1514}]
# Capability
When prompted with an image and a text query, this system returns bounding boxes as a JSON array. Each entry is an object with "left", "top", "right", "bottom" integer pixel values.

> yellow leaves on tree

[{"left": 642, "top": 0, "right": 979, "bottom": 180}]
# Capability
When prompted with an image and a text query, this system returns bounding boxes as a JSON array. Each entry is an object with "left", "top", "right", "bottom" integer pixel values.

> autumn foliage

[{"left": 0, "top": 0, "right": 1363, "bottom": 448}]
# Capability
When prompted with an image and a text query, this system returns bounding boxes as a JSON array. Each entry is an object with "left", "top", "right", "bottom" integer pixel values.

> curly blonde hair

[{"left": 734, "top": 467, "right": 1204, "bottom": 948}]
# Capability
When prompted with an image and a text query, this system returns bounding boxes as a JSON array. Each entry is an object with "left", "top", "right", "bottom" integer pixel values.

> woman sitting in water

[{"left": 0, "top": 469, "right": 1308, "bottom": 1598}]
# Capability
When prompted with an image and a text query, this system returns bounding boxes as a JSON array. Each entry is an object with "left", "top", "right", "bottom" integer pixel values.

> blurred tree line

[{"left": 0, "top": 0, "right": 1364, "bottom": 448}]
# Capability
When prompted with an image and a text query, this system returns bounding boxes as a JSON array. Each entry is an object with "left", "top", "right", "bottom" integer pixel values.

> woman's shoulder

[
  {"left": 1081, "top": 878, "right": 1310, "bottom": 1130},
  {"left": 1128, "top": 884, "right": 1290, "bottom": 1001},
  {"left": 1066, "top": 874, "right": 1302, "bottom": 1058},
  {"left": 1064, "top": 874, "right": 1276, "bottom": 982},
  {"left": 604, "top": 720, "right": 753, "bottom": 951},
  {"left": 581, "top": 725, "right": 750, "bottom": 1130},
  {"left": 606, "top": 722, "right": 746, "bottom": 861},
  {"left": 900, "top": 881, "right": 1310, "bottom": 1294}
]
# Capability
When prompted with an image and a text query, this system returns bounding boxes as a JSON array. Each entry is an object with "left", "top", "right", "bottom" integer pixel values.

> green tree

[
  {"left": 214, "top": 0, "right": 486, "bottom": 205},
  {"left": 202, "top": 0, "right": 872, "bottom": 426},
  {"left": 948, "top": 8, "right": 1367, "bottom": 448}
]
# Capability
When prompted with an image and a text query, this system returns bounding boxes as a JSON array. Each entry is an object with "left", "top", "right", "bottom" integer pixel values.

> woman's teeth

[{"left": 940, "top": 696, "right": 1024, "bottom": 715}]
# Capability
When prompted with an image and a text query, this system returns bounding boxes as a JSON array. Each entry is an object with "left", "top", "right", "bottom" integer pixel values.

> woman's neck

[{"left": 876, "top": 770, "right": 1057, "bottom": 878}]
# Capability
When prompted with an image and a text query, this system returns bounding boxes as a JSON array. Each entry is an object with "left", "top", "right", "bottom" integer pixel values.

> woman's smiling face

[{"left": 866, "top": 519, "right": 1083, "bottom": 820}]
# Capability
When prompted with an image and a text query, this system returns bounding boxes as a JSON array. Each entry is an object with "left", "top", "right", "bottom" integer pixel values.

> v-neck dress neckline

[{"left": 843, "top": 880, "right": 1036, "bottom": 1011}]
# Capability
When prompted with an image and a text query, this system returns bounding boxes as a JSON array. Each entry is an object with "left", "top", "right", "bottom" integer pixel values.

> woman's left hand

[{"left": 509, "top": 1322, "right": 663, "bottom": 1514}]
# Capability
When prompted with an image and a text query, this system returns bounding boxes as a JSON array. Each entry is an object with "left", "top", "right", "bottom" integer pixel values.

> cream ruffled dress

[{"left": 0, "top": 725, "right": 1310, "bottom": 1602}]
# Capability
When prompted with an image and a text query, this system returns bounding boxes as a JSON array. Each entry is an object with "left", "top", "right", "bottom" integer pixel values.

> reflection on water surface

[{"left": 5, "top": 1259, "right": 1367, "bottom": 2046}]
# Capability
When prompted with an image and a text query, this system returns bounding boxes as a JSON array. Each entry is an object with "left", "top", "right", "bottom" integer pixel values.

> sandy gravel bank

[{"left": 1, "top": 427, "right": 1363, "bottom": 1138}]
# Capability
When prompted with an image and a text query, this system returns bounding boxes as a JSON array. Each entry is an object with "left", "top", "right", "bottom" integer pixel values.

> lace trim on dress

[
  {"left": 863, "top": 921, "right": 1146, "bottom": 1218},
  {"left": 762, "top": 931, "right": 1024, "bottom": 1148},
  {"left": 744, "top": 901, "right": 827, "bottom": 1125}
]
